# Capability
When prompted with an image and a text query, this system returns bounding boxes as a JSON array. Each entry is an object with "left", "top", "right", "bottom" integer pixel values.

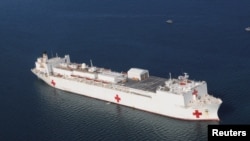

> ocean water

[{"left": 0, "top": 0, "right": 250, "bottom": 140}]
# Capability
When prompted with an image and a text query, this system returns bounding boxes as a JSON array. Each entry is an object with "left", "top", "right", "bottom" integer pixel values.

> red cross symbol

[
  {"left": 51, "top": 80, "right": 56, "bottom": 86},
  {"left": 192, "top": 89, "right": 198, "bottom": 96},
  {"left": 114, "top": 94, "right": 121, "bottom": 103},
  {"left": 193, "top": 110, "right": 202, "bottom": 118}
]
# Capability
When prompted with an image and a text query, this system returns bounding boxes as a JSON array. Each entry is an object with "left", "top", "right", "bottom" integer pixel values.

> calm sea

[{"left": 0, "top": 0, "right": 250, "bottom": 140}]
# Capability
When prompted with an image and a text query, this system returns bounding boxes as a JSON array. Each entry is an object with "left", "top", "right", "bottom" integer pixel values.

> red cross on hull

[
  {"left": 114, "top": 94, "right": 121, "bottom": 103},
  {"left": 51, "top": 80, "right": 56, "bottom": 86},
  {"left": 193, "top": 110, "right": 202, "bottom": 118}
]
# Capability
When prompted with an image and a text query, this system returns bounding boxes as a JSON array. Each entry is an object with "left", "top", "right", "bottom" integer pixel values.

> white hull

[
  {"left": 31, "top": 53, "right": 222, "bottom": 121},
  {"left": 32, "top": 69, "right": 221, "bottom": 121}
]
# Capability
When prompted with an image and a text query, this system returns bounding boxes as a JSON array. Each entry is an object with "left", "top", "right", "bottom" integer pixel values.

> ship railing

[
  {"left": 187, "top": 100, "right": 205, "bottom": 108},
  {"left": 33, "top": 69, "right": 48, "bottom": 77},
  {"left": 56, "top": 74, "right": 132, "bottom": 93},
  {"left": 60, "top": 75, "right": 154, "bottom": 96},
  {"left": 55, "top": 74, "right": 154, "bottom": 96},
  {"left": 187, "top": 94, "right": 221, "bottom": 107}
]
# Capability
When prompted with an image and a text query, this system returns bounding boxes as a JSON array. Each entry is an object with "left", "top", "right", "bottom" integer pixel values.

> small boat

[
  {"left": 245, "top": 27, "right": 250, "bottom": 31},
  {"left": 166, "top": 19, "right": 173, "bottom": 24}
]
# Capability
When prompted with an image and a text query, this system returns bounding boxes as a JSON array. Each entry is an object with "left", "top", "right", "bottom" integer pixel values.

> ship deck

[{"left": 123, "top": 76, "right": 167, "bottom": 92}]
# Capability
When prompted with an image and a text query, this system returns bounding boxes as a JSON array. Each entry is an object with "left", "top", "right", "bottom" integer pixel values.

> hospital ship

[{"left": 31, "top": 52, "right": 222, "bottom": 121}]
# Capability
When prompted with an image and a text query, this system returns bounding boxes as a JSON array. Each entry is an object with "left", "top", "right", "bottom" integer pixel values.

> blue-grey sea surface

[{"left": 0, "top": 0, "right": 250, "bottom": 140}]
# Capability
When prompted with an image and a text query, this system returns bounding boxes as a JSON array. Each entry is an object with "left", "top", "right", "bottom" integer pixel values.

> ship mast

[{"left": 90, "top": 59, "right": 93, "bottom": 67}]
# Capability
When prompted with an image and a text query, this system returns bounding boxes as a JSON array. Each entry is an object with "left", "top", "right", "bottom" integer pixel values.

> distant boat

[
  {"left": 166, "top": 19, "right": 173, "bottom": 24},
  {"left": 245, "top": 27, "right": 250, "bottom": 31}
]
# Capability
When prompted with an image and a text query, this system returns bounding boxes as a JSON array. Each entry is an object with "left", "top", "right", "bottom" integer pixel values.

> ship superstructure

[{"left": 31, "top": 52, "right": 222, "bottom": 121}]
